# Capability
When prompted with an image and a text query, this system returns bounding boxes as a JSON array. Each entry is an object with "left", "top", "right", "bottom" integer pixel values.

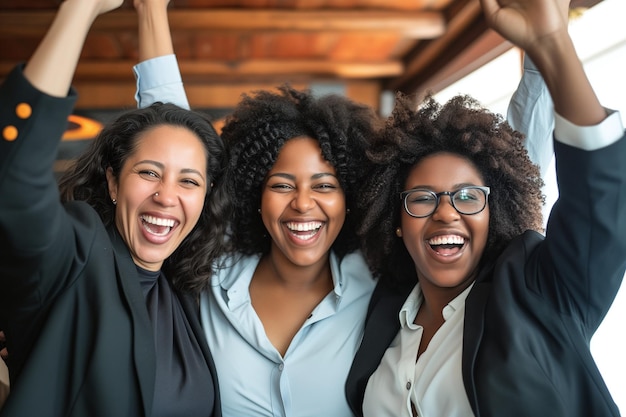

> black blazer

[
  {"left": 346, "top": 133, "right": 626, "bottom": 416},
  {"left": 0, "top": 66, "right": 221, "bottom": 417}
]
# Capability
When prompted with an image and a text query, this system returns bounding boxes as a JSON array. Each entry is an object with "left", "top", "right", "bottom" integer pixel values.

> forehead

[
  {"left": 127, "top": 125, "right": 207, "bottom": 168},
  {"left": 270, "top": 136, "right": 336, "bottom": 174},
  {"left": 404, "top": 152, "right": 484, "bottom": 189}
]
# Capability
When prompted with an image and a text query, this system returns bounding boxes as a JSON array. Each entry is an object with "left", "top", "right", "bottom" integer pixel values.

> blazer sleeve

[
  {"left": 0, "top": 65, "right": 82, "bottom": 306},
  {"left": 533, "top": 130, "right": 626, "bottom": 335}
]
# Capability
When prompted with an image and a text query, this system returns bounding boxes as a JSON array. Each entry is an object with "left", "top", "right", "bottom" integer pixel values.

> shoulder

[
  {"left": 332, "top": 250, "right": 376, "bottom": 294},
  {"left": 210, "top": 252, "right": 261, "bottom": 290}
]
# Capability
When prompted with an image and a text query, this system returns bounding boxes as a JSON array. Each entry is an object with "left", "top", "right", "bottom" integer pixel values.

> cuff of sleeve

[
  {"left": 133, "top": 54, "right": 182, "bottom": 90},
  {"left": 554, "top": 109, "right": 624, "bottom": 150}
]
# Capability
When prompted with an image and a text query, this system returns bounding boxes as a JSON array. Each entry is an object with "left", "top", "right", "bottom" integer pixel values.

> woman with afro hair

[{"left": 346, "top": 0, "right": 626, "bottom": 416}]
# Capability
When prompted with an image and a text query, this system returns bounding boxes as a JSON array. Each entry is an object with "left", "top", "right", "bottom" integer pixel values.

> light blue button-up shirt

[{"left": 200, "top": 251, "right": 375, "bottom": 417}]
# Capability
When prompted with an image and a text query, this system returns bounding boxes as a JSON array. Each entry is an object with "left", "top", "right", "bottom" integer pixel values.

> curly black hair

[
  {"left": 57, "top": 102, "right": 232, "bottom": 295},
  {"left": 357, "top": 94, "right": 544, "bottom": 288},
  {"left": 221, "top": 85, "right": 382, "bottom": 259}
]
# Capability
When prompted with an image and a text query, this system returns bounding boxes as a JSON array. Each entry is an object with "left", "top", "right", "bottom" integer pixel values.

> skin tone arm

[
  {"left": 24, "top": 0, "right": 123, "bottom": 98},
  {"left": 135, "top": 0, "right": 174, "bottom": 62},
  {"left": 480, "top": 0, "right": 605, "bottom": 126}
]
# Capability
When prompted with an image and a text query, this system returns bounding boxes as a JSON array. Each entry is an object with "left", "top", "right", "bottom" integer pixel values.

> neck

[{"left": 255, "top": 249, "right": 333, "bottom": 293}]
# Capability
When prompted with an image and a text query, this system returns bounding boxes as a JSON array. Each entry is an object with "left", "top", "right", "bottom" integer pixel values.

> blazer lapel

[
  {"left": 346, "top": 281, "right": 413, "bottom": 416},
  {"left": 462, "top": 263, "right": 494, "bottom": 417}
]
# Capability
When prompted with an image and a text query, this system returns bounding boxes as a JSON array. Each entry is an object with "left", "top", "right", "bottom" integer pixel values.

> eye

[
  {"left": 456, "top": 188, "right": 481, "bottom": 201},
  {"left": 269, "top": 183, "right": 294, "bottom": 192},
  {"left": 181, "top": 178, "right": 201, "bottom": 187},
  {"left": 138, "top": 170, "right": 159, "bottom": 180},
  {"left": 313, "top": 183, "right": 338, "bottom": 192},
  {"left": 407, "top": 191, "right": 435, "bottom": 204}
]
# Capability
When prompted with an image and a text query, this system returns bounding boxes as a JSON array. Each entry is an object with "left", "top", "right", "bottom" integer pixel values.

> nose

[
  {"left": 431, "top": 195, "right": 459, "bottom": 223},
  {"left": 152, "top": 182, "right": 177, "bottom": 207},
  {"left": 290, "top": 188, "right": 315, "bottom": 212}
]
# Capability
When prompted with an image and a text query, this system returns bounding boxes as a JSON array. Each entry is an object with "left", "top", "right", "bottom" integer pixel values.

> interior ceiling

[{"left": 0, "top": 0, "right": 603, "bottom": 112}]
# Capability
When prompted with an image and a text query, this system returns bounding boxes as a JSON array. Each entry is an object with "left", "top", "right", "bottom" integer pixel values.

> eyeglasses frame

[{"left": 400, "top": 185, "right": 491, "bottom": 218}]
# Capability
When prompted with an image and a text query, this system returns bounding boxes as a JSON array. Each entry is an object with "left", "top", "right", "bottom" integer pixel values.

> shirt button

[
  {"left": 406, "top": 381, "right": 412, "bottom": 390},
  {"left": 278, "top": 364, "right": 284, "bottom": 371}
]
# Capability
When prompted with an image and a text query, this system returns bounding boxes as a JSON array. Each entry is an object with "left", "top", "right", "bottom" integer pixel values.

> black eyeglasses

[{"left": 400, "top": 186, "right": 490, "bottom": 218}]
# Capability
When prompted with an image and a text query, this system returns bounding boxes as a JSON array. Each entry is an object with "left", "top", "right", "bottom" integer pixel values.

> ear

[{"left": 105, "top": 167, "right": 118, "bottom": 202}]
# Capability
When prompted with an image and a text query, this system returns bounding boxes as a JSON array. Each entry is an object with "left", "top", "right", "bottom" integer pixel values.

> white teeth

[
  {"left": 142, "top": 215, "right": 175, "bottom": 228},
  {"left": 292, "top": 232, "right": 318, "bottom": 241},
  {"left": 428, "top": 235, "right": 465, "bottom": 245},
  {"left": 286, "top": 221, "right": 323, "bottom": 232}
]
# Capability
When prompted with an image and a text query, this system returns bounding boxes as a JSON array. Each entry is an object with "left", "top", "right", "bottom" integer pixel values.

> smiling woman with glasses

[{"left": 346, "top": 0, "right": 626, "bottom": 415}]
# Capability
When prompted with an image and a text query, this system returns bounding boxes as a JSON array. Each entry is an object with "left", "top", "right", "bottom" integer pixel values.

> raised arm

[
  {"left": 506, "top": 55, "right": 554, "bottom": 177},
  {"left": 25, "top": 0, "right": 122, "bottom": 97},
  {"left": 483, "top": 0, "right": 626, "bottom": 327},
  {"left": 133, "top": 0, "right": 190, "bottom": 109},
  {"left": 482, "top": 0, "right": 605, "bottom": 127}
]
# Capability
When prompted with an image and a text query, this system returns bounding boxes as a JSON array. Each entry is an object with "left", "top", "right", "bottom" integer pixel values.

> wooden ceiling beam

[
  {"left": 0, "top": 59, "right": 404, "bottom": 81},
  {"left": 388, "top": 0, "right": 606, "bottom": 95},
  {"left": 385, "top": 0, "right": 482, "bottom": 92},
  {"left": 0, "top": 9, "right": 446, "bottom": 38}
]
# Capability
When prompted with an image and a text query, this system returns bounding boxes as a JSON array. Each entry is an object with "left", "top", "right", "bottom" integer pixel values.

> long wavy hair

[
  {"left": 221, "top": 85, "right": 382, "bottom": 259},
  {"left": 358, "top": 94, "right": 544, "bottom": 288},
  {"left": 58, "top": 102, "right": 231, "bottom": 294}
]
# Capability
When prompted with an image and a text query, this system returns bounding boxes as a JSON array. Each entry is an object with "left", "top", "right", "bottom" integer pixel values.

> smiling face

[
  {"left": 260, "top": 136, "right": 346, "bottom": 269},
  {"left": 399, "top": 152, "right": 489, "bottom": 295},
  {"left": 106, "top": 124, "right": 208, "bottom": 271}
]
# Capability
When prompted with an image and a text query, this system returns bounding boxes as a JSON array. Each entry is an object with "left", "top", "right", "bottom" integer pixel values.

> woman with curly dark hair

[
  {"left": 199, "top": 85, "right": 380, "bottom": 417},
  {"left": 346, "top": 0, "right": 626, "bottom": 416},
  {"left": 0, "top": 1, "right": 228, "bottom": 415}
]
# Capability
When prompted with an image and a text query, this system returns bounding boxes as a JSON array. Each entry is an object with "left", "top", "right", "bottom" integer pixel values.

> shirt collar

[
  {"left": 398, "top": 281, "right": 475, "bottom": 328},
  {"left": 219, "top": 252, "right": 348, "bottom": 310}
]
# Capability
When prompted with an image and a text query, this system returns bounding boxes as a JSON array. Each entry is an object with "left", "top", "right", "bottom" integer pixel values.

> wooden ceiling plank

[
  {"left": 0, "top": 10, "right": 445, "bottom": 38},
  {"left": 0, "top": 59, "right": 403, "bottom": 80},
  {"left": 385, "top": 0, "right": 481, "bottom": 91}
]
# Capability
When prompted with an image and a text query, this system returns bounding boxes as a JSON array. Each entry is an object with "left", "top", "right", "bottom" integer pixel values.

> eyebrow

[
  {"left": 135, "top": 160, "right": 206, "bottom": 180},
  {"left": 267, "top": 172, "right": 338, "bottom": 181},
  {"left": 406, "top": 182, "right": 480, "bottom": 190}
]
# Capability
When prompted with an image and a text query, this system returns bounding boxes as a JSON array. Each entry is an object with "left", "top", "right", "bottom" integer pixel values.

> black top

[{"left": 138, "top": 267, "right": 214, "bottom": 417}]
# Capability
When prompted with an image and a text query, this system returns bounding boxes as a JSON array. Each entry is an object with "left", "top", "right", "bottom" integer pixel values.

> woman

[
  {"left": 199, "top": 86, "right": 379, "bottom": 417},
  {"left": 0, "top": 0, "right": 229, "bottom": 415},
  {"left": 346, "top": 0, "right": 626, "bottom": 416}
]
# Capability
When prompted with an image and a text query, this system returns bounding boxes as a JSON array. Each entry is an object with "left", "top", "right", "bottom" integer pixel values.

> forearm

[
  {"left": 526, "top": 33, "right": 605, "bottom": 127},
  {"left": 136, "top": 0, "right": 174, "bottom": 62},
  {"left": 134, "top": 0, "right": 189, "bottom": 108},
  {"left": 23, "top": 0, "right": 103, "bottom": 97}
]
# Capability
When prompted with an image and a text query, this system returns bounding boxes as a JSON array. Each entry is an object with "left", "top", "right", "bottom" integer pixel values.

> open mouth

[
  {"left": 285, "top": 221, "right": 323, "bottom": 241},
  {"left": 428, "top": 234, "right": 465, "bottom": 256},
  {"left": 141, "top": 215, "right": 176, "bottom": 237}
]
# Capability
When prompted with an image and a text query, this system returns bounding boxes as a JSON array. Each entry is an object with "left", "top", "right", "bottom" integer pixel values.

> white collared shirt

[{"left": 363, "top": 283, "right": 474, "bottom": 417}]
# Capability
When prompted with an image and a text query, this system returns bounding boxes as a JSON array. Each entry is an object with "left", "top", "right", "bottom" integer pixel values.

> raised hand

[{"left": 480, "top": 0, "right": 570, "bottom": 56}]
